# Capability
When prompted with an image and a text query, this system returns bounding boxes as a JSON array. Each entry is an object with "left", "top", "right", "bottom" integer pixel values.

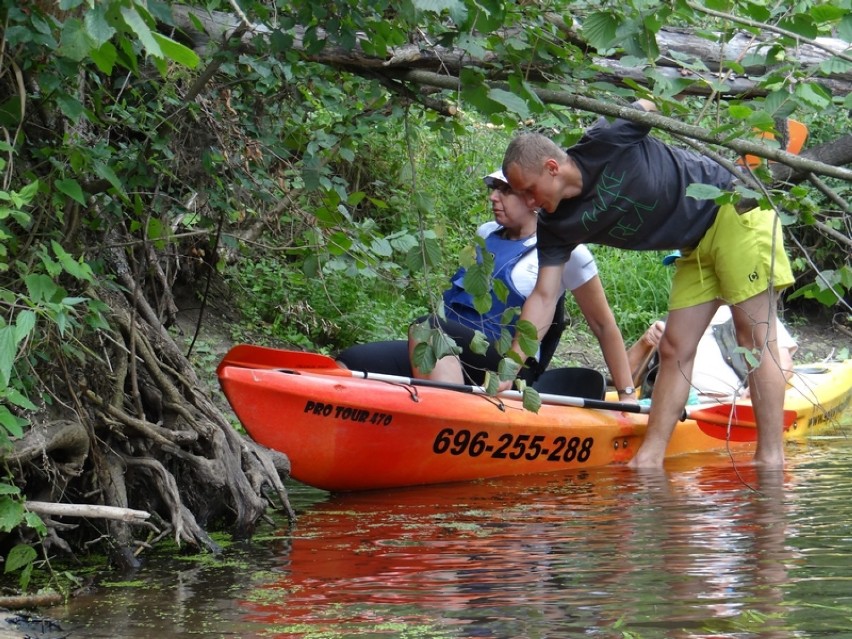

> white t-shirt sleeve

[
  {"left": 509, "top": 241, "right": 598, "bottom": 298},
  {"left": 561, "top": 244, "right": 598, "bottom": 291}
]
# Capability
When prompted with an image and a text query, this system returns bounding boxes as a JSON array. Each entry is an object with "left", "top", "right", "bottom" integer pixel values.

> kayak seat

[{"left": 532, "top": 367, "right": 607, "bottom": 400}]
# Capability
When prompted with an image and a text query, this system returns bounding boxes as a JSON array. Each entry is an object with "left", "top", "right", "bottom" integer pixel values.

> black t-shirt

[{"left": 538, "top": 114, "right": 735, "bottom": 266}]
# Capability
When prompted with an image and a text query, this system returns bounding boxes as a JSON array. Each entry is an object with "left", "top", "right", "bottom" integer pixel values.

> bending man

[{"left": 500, "top": 99, "right": 794, "bottom": 467}]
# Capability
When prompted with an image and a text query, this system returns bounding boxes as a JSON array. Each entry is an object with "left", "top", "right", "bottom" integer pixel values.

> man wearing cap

[
  {"left": 500, "top": 98, "right": 795, "bottom": 468},
  {"left": 407, "top": 169, "right": 635, "bottom": 394}
]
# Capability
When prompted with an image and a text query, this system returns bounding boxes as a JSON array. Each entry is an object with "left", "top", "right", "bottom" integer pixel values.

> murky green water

[{"left": 37, "top": 434, "right": 852, "bottom": 638}]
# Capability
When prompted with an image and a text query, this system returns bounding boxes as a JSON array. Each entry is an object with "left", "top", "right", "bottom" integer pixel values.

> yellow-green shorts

[{"left": 669, "top": 203, "right": 795, "bottom": 310}]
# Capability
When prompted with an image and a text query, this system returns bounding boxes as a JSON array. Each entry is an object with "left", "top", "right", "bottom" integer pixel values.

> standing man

[{"left": 500, "top": 99, "right": 795, "bottom": 467}]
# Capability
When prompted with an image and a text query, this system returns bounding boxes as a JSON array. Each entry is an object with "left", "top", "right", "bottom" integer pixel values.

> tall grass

[{"left": 580, "top": 246, "right": 675, "bottom": 343}]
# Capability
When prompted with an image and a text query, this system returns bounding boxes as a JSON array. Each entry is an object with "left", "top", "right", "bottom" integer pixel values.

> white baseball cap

[{"left": 482, "top": 169, "right": 508, "bottom": 189}]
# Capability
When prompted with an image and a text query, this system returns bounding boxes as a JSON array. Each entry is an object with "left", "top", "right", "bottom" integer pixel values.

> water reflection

[
  {"left": 242, "top": 453, "right": 806, "bottom": 638},
  {"left": 621, "top": 463, "right": 795, "bottom": 638},
  {"left": 41, "top": 441, "right": 852, "bottom": 639}
]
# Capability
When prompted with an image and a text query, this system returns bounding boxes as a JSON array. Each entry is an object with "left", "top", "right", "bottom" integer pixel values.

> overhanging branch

[{"left": 395, "top": 69, "right": 852, "bottom": 182}]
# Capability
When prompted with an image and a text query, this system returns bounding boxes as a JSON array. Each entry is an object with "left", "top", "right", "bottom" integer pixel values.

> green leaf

[
  {"left": 413, "top": 0, "right": 462, "bottom": 13},
  {"left": 727, "top": 104, "right": 752, "bottom": 119},
  {"left": 819, "top": 57, "right": 852, "bottom": 75},
  {"left": 582, "top": 12, "right": 619, "bottom": 51},
  {"left": 413, "top": 191, "right": 434, "bottom": 216},
  {"left": 746, "top": 110, "right": 776, "bottom": 130},
  {"left": 57, "top": 93, "right": 86, "bottom": 122},
  {"left": 61, "top": 297, "right": 89, "bottom": 306},
  {"left": 839, "top": 15, "right": 852, "bottom": 42},
  {"left": 145, "top": 217, "right": 169, "bottom": 249},
  {"left": 0, "top": 406, "right": 25, "bottom": 439},
  {"left": 463, "top": 261, "right": 492, "bottom": 298},
  {"left": 495, "top": 328, "right": 513, "bottom": 356},
  {"left": 469, "top": 331, "right": 490, "bottom": 356},
  {"left": 686, "top": 183, "right": 726, "bottom": 201},
  {"left": 328, "top": 231, "right": 352, "bottom": 255},
  {"left": 90, "top": 41, "right": 118, "bottom": 74},
  {"left": 56, "top": 178, "right": 86, "bottom": 205},
  {"left": 84, "top": 3, "right": 116, "bottom": 46},
  {"left": 14, "top": 310, "right": 35, "bottom": 343},
  {"left": 810, "top": 4, "right": 846, "bottom": 23},
  {"left": 482, "top": 370, "right": 500, "bottom": 395},
  {"left": 795, "top": 83, "right": 832, "bottom": 109},
  {"left": 4, "top": 544, "right": 36, "bottom": 573},
  {"left": 152, "top": 33, "right": 200, "bottom": 68},
  {"left": 515, "top": 319, "right": 539, "bottom": 360},
  {"left": 0, "top": 327, "right": 15, "bottom": 388},
  {"left": 23, "top": 512, "right": 46, "bottom": 535},
  {"left": 0, "top": 497, "right": 24, "bottom": 533},
  {"left": 17, "top": 181, "right": 39, "bottom": 205},
  {"left": 5, "top": 388, "right": 36, "bottom": 411},
  {"left": 406, "top": 235, "right": 442, "bottom": 271},
  {"left": 411, "top": 341, "right": 436, "bottom": 374},
  {"left": 52, "top": 240, "right": 94, "bottom": 281},
  {"left": 120, "top": 5, "right": 162, "bottom": 58},
  {"left": 497, "top": 356, "right": 522, "bottom": 381},
  {"left": 369, "top": 237, "right": 393, "bottom": 257},
  {"left": 522, "top": 386, "right": 542, "bottom": 413},
  {"left": 487, "top": 88, "right": 530, "bottom": 118},
  {"left": 93, "top": 161, "right": 124, "bottom": 193},
  {"left": 57, "top": 18, "right": 94, "bottom": 62},
  {"left": 492, "top": 279, "right": 509, "bottom": 304},
  {"left": 24, "top": 273, "right": 63, "bottom": 303},
  {"left": 460, "top": 76, "right": 505, "bottom": 115},
  {"left": 778, "top": 15, "right": 818, "bottom": 39}
]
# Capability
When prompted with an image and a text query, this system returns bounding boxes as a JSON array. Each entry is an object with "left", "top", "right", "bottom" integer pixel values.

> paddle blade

[
  {"left": 691, "top": 404, "right": 797, "bottom": 442},
  {"left": 217, "top": 344, "right": 341, "bottom": 374}
]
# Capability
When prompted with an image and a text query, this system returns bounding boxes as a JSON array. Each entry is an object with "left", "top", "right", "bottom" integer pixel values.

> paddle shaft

[
  {"left": 345, "top": 369, "right": 795, "bottom": 439},
  {"left": 347, "top": 369, "right": 652, "bottom": 415}
]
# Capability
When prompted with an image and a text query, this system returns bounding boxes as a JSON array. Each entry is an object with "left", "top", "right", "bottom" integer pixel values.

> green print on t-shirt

[{"left": 580, "top": 169, "right": 657, "bottom": 241}]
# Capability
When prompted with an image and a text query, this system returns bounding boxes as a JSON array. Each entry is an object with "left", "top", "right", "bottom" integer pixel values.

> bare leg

[
  {"left": 629, "top": 302, "right": 719, "bottom": 468},
  {"left": 408, "top": 326, "right": 465, "bottom": 384},
  {"left": 730, "top": 293, "right": 786, "bottom": 466}
]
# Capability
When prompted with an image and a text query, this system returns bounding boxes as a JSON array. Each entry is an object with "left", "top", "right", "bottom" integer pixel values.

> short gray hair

[{"left": 502, "top": 133, "right": 567, "bottom": 175}]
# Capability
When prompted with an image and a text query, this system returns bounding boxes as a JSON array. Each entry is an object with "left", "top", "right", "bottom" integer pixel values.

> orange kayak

[{"left": 217, "top": 345, "right": 852, "bottom": 491}]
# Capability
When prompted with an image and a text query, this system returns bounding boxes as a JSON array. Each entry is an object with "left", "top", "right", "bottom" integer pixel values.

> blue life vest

[{"left": 442, "top": 229, "right": 535, "bottom": 340}]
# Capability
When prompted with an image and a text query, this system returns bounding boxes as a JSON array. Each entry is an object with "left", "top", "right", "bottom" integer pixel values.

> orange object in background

[{"left": 740, "top": 118, "right": 808, "bottom": 168}]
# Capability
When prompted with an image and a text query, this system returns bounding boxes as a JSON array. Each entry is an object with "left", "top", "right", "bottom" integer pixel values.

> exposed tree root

[{"left": 7, "top": 269, "right": 294, "bottom": 576}]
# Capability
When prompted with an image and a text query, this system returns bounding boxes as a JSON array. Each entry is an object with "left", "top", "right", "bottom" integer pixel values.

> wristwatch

[{"left": 618, "top": 386, "right": 636, "bottom": 395}]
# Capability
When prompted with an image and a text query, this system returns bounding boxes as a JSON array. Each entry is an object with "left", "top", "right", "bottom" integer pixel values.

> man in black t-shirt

[{"left": 500, "top": 99, "right": 795, "bottom": 468}]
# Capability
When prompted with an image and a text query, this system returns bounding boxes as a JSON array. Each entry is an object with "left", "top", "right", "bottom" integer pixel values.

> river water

[{"left": 35, "top": 433, "right": 852, "bottom": 638}]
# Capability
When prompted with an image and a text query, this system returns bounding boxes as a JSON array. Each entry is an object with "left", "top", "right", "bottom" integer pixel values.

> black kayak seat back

[{"left": 532, "top": 367, "right": 606, "bottom": 400}]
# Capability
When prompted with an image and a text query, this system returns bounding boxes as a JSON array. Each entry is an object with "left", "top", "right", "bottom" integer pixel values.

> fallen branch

[
  {"left": 25, "top": 502, "right": 151, "bottom": 523},
  {"left": 0, "top": 592, "right": 64, "bottom": 610}
]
